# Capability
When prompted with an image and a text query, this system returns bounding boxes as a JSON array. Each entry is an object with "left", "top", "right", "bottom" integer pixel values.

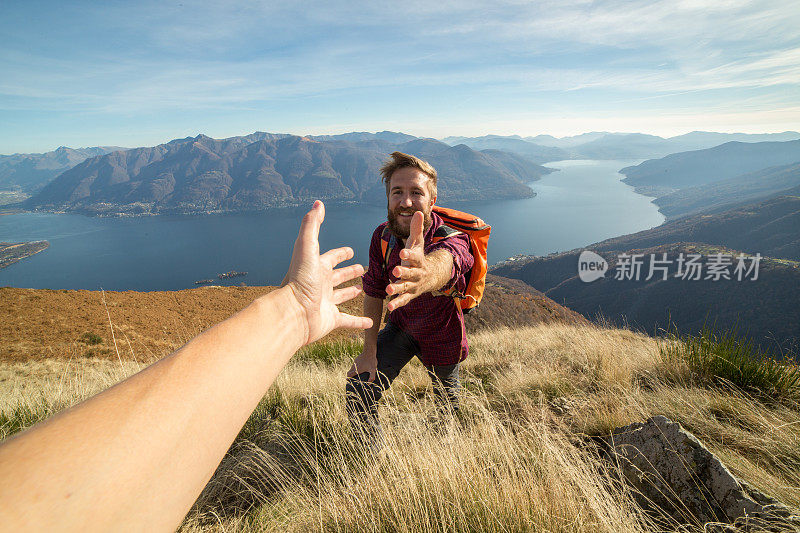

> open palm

[{"left": 281, "top": 201, "right": 373, "bottom": 345}]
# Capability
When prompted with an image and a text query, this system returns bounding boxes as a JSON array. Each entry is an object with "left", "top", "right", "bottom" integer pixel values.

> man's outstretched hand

[
  {"left": 385, "top": 210, "right": 452, "bottom": 312},
  {"left": 282, "top": 201, "right": 373, "bottom": 345}
]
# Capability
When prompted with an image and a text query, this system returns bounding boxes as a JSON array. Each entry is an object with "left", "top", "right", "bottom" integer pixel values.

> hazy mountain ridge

[
  {"left": 26, "top": 132, "right": 551, "bottom": 215},
  {"left": 441, "top": 131, "right": 800, "bottom": 162},
  {"left": 439, "top": 135, "right": 569, "bottom": 163},
  {"left": 653, "top": 163, "right": 800, "bottom": 220},
  {"left": 619, "top": 140, "right": 800, "bottom": 192},
  {"left": 0, "top": 145, "right": 126, "bottom": 193}
]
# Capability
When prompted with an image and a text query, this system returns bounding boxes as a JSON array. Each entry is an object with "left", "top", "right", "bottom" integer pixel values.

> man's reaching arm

[
  {"left": 385, "top": 211, "right": 456, "bottom": 312},
  {"left": 347, "top": 294, "right": 384, "bottom": 382}
]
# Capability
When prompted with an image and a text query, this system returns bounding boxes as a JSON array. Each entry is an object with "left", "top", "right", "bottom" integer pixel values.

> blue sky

[{"left": 1, "top": 0, "right": 799, "bottom": 153}]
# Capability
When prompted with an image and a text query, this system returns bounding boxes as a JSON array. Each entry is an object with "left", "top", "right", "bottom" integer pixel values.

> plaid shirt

[{"left": 361, "top": 212, "right": 474, "bottom": 366}]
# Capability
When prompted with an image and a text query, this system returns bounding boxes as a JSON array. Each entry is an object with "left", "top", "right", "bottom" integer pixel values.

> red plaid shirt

[{"left": 361, "top": 212, "right": 474, "bottom": 366}]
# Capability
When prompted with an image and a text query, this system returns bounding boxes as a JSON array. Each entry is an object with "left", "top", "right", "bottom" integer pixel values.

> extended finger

[
  {"left": 386, "top": 280, "right": 408, "bottom": 296},
  {"left": 347, "top": 364, "right": 357, "bottom": 378},
  {"left": 406, "top": 211, "right": 425, "bottom": 248},
  {"left": 332, "top": 263, "right": 365, "bottom": 286},
  {"left": 320, "top": 246, "right": 354, "bottom": 270},
  {"left": 299, "top": 200, "right": 324, "bottom": 247},
  {"left": 398, "top": 248, "right": 423, "bottom": 266},
  {"left": 336, "top": 313, "right": 373, "bottom": 330},
  {"left": 387, "top": 293, "right": 413, "bottom": 312},
  {"left": 333, "top": 285, "right": 362, "bottom": 305},
  {"left": 281, "top": 201, "right": 323, "bottom": 287},
  {"left": 391, "top": 265, "right": 421, "bottom": 281}
]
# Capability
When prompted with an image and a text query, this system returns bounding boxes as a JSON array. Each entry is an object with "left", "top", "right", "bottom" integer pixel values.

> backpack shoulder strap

[
  {"left": 379, "top": 225, "right": 396, "bottom": 276},
  {"left": 432, "top": 224, "right": 461, "bottom": 241},
  {"left": 430, "top": 224, "right": 469, "bottom": 301}
]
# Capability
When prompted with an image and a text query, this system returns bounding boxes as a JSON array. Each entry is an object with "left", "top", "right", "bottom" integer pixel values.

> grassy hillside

[
  {"left": 494, "top": 242, "right": 800, "bottom": 355},
  {"left": 0, "top": 276, "right": 585, "bottom": 362},
  {"left": 2, "top": 321, "right": 799, "bottom": 532}
]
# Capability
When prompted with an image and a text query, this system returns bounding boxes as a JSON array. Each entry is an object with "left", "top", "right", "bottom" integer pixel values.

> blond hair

[{"left": 379, "top": 151, "right": 438, "bottom": 198}]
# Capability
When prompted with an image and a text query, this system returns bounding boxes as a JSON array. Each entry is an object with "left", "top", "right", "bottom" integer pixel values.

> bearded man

[{"left": 346, "top": 151, "right": 474, "bottom": 441}]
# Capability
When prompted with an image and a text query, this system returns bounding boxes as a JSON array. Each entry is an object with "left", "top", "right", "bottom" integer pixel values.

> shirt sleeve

[
  {"left": 426, "top": 232, "right": 474, "bottom": 293},
  {"left": 361, "top": 225, "right": 389, "bottom": 299}
]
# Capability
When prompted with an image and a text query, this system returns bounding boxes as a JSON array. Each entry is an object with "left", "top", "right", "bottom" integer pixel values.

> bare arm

[
  {"left": 361, "top": 294, "right": 385, "bottom": 353},
  {"left": 346, "top": 294, "right": 385, "bottom": 382},
  {"left": 386, "top": 211, "right": 455, "bottom": 312},
  {"left": 0, "top": 200, "right": 372, "bottom": 532}
]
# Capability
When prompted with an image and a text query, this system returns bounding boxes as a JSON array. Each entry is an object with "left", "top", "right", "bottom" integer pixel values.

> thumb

[
  {"left": 407, "top": 211, "right": 424, "bottom": 248},
  {"left": 368, "top": 370, "right": 376, "bottom": 383}
]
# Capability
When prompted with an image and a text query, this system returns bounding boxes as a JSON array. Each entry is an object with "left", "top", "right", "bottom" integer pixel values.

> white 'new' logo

[{"left": 578, "top": 251, "right": 608, "bottom": 282}]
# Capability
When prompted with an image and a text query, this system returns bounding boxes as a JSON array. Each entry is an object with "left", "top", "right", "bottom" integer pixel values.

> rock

[
  {"left": 549, "top": 396, "right": 578, "bottom": 416},
  {"left": 604, "top": 416, "right": 800, "bottom": 531}
]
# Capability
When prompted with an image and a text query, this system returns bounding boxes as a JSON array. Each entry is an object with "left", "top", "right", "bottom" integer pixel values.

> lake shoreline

[{"left": 0, "top": 160, "right": 664, "bottom": 291}]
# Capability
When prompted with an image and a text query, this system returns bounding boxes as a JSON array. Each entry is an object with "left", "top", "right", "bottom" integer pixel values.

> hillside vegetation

[
  {"left": 652, "top": 164, "right": 800, "bottom": 220},
  {"left": 0, "top": 275, "right": 584, "bottom": 362},
  {"left": 492, "top": 196, "right": 800, "bottom": 353},
  {"left": 2, "top": 321, "right": 799, "bottom": 532}
]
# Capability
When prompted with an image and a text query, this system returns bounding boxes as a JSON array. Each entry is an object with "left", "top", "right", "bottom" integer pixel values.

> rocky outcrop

[{"left": 604, "top": 416, "right": 800, "bottom": 531}]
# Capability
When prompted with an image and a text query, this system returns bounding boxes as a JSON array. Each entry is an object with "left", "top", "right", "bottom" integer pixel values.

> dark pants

[{"left": 346, "top": 322, "right": 460, "bottom": 440}]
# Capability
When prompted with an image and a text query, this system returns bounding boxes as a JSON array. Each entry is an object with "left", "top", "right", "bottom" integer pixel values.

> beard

[{"left": 387, "top": 206, "right": 433, "bottom": 240}]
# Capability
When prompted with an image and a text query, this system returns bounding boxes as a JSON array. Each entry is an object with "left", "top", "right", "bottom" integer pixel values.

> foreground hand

[
  {"left": 346, "top": 348, "right": 378, "bottom": 382},
  {"left": 385, "top": 211, "right": 433, "bottom": 312},
  {"left": 281, "top": 201, "right": 373, "bottom": 345}
]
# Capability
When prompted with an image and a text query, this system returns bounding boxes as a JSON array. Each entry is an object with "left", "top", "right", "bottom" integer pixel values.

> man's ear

[{"left": 431, "top": 195, "right": 437, "bottom": 207}]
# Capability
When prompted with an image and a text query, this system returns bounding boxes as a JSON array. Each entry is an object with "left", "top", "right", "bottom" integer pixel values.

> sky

[{"left": 1, "top": 0, "right": 799, "bottom": 154}]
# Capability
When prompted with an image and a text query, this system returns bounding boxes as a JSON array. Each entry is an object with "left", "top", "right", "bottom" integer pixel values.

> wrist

[
  {"left": 257, "top": 286, "right": 308, "bottom": 350},
  {"left": 362, "top": 343, "right": 377, "bottom": 355},
  {"left": 425, "top": 250, "right": 453, "bottom": 292}
]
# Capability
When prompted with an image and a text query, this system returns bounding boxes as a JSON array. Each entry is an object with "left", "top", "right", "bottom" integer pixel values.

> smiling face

[{"left": 386, "top": 166, "right": 437, "bottom": 239}]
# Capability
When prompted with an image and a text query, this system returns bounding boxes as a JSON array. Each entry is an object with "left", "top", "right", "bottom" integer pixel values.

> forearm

[
  {"left": 0, "top": 286, "right": 305, "bottom": 532},
  {"left": 362, "top": 294, "right": 384, "bottom": 351},
  {"left": 423, "top": 249, "right": 455, "bottom": 292}
]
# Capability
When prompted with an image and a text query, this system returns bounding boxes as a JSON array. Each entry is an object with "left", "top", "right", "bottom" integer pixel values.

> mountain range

[
  {"left": 652, "top": 163, "right": 800, "bottom": 220},
  {"left": 24, "top": 132, "right": 553, "bottom": 215},
  {"left": 620, "top": 140, "right": 800, "bottom": 195},
  {"left": 0, "top": 146, "right": 125, "bottom": 193},
  {"left": 442, "top": 131, "right": 800, "bottom": 161}
]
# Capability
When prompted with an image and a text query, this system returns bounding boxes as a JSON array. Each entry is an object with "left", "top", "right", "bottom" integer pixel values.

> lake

[{"left": 0, "top": 160, "right": 664, "bottom": 291}]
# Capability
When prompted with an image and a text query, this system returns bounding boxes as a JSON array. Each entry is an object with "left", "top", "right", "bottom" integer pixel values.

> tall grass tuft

[
  {"left": 294, "top": 338, "right": 363, "bottom": 366},
  {"left": 0, "top": 401, "right": 60, "bottom": 440},
  {"left": 660, "top": 325, "right": 800, "bottom": 401}
]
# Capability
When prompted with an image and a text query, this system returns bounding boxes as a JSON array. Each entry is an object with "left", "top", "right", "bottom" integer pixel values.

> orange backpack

[{"left": 380, "top": 205, "right": 491, "bottom": 313}]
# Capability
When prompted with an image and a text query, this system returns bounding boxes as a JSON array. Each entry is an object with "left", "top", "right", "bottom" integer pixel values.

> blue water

[{"left": 0, "top": 160, "right": 664, "bottom": 290}]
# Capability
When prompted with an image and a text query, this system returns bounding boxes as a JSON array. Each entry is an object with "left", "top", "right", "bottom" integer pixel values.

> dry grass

[
  {"left": 0, "top": 286, "right": 363, "bottom": 362},
  {"left": 2, "top": 322, "right": 799, "bottom": 531}
]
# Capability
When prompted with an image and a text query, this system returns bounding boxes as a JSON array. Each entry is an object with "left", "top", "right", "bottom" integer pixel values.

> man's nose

[{"left": 400, "top": 195, "right": 413, "bottom": 207}]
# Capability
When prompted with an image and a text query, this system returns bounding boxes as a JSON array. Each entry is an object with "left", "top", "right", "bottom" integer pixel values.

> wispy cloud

[{"left": 1, "top": 0, "right": 798, "bottom": 151}]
